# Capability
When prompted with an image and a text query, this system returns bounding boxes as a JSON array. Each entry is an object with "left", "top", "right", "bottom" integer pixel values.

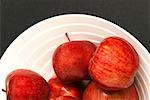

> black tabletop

[{"left": 1, "top": 0, "right": 150, "bottom": 57}]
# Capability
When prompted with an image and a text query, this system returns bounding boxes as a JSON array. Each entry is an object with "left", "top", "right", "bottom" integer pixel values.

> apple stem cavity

[
  {"left": 65, "top": 33, "right": 71, "bottom": 42},
  {"left": 2, "top": 89, "right": 6, "bottom": 92}
]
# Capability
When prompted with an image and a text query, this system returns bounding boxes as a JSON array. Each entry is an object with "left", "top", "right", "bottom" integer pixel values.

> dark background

[{"left": 1, "top": 0, "right": 150, "bottom": 57}]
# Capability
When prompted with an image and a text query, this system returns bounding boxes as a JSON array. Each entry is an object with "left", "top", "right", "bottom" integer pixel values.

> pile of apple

[{"left": 3, "top": 33, "right": 139, "bottom": 100}]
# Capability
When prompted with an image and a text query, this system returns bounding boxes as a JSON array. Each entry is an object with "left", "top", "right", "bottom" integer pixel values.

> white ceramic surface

[{"left": 0, "top": 14, "right": 150, "bottom": 100}]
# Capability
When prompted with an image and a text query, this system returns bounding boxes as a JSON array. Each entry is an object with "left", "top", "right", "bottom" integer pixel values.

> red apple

[
  {"left": 5, "top": 69, "right": 50, "bottom": 100},
  {"left": 53, "top": 34, "right": 96, "bottom": 82},
  {"left": 89, "top": 37, "right": 139, "bottom": 90},
  {"left": 83, "top": 82, "right": 138, "bottom": 100},
  {"left": 48, "top": 77, "right": 83, "bottom": 100},
  {"left": 49, "top": 96, "right": 75, "bottom": 100}
]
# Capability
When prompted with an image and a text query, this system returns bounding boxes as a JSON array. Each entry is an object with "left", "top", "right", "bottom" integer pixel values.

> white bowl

[{"left": 0, "top": 14, "right": 150, "bottom": 100}]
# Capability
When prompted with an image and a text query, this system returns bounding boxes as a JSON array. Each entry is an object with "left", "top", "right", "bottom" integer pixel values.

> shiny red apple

[
  {"left": 5, "top": 69, "right": 50, "bottom": 100},
  {"left": 48, "top": 77, "right": 83, "bottom": 100},
  {"left": 53, "top": 34, "right": 96, "bottom": 82},
  {"left": 83, "top": 82, "right": 138, "bottom": 100},
  {"left": 49, "top": 96, "right": 75, "bottom": 100},
  {"left": 89, "top": 37, "right": 139, "bottom": 90}
]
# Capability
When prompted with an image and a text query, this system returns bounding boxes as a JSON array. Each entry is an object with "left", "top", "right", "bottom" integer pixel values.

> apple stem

[
  {"left": 65, "top": 33, "right": 71, "bottom": 42},
  {"left": 2, "top": 89, "right": 6, "bottom": 92}
]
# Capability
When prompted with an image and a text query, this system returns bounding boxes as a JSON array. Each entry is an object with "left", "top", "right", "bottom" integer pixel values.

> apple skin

[
  {"left": 89, "top": 37, "right": 139, "bottom": 90},
  {"left": 49, "top": 96, "right": 75, "bottom": 100},
  {"left": 5, "top": 69, "right": 50, "bottom": 100},
  {"left": 53, "top": 41, "right": 96, "bottom": 82},
  {"left": 48, "top": 77, "right": 83, "bottom": 100},
  {"left": 83, "top": 82, "right": 138, "bottom": 100}
]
